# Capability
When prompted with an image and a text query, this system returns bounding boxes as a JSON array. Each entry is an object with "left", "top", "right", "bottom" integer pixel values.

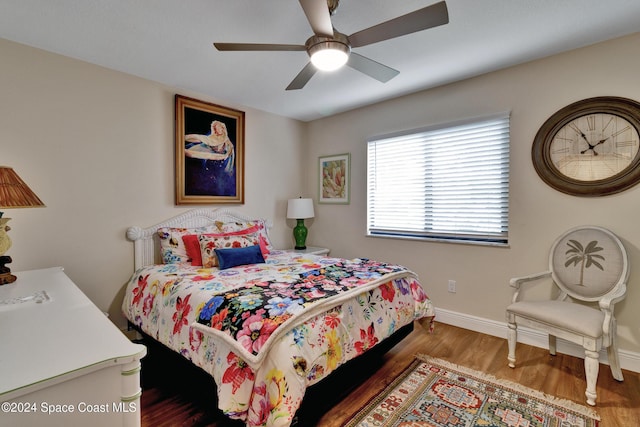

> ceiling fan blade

[
  {"left": 214, "top": 43, "right": 306, "bottom": 52},
  {"left": 286, "top": 62, "right": 318, "bottom": 90},
  {"left": 299, "top": 0, "right": 334, "bottom": 38},
  {"left": 348, "top": 1, "right": 449, "bottom": 48},
  {"left": 347, "top": 52, "right": 399, "bottom": 83}
]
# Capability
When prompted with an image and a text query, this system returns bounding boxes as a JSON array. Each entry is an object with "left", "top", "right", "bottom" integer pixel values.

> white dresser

[{"left": 0, "top": 267, "right": 146, "bottom": 427}]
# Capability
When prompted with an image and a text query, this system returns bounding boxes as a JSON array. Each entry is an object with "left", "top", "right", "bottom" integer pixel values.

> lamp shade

[
  {"left": 0, "top": 167, "right": 45, "bottom": 209},
  {"left": 287, "top": 198, "right": 314, "bottom": 219},
  {"left": 0, "top": 166, "right": 44, "bottom": 284}
]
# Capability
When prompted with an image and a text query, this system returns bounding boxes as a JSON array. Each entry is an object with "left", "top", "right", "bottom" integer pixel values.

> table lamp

[
  {"left": 0, "top": 166, "right": 45, "bottom": 284},
  {"left": 286, "top": 198, "right": 315, "bottom": 250}
]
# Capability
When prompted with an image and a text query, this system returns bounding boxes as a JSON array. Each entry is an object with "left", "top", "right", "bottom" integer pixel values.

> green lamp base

[{"left": 293, "top": 219, "right": 308, "bottom": 250}]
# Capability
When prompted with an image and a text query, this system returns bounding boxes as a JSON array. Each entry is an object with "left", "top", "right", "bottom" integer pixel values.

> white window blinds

[{"left": 367, "top": 114, "right": 510, "bottom": 244}]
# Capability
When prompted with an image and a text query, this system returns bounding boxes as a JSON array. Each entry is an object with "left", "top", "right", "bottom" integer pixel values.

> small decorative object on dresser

[
  {"left": 0, "top": 167, "right": 45, "bottom": 284},
  {"left": 286, "top": 197, "right": 315, "bottom": 249},
  {"left": 532, "top": 96, "right": 640, "bottom": 196}
]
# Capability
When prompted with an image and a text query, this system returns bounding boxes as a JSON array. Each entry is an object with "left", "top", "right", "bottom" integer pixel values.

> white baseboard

[{"left": 434, "top": 307, "right": 640, "bottom": 374}]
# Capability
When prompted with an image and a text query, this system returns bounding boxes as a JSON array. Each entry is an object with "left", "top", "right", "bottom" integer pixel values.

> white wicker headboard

[{"left": 126, "top": 208, "right": 273, "bottom": 270}]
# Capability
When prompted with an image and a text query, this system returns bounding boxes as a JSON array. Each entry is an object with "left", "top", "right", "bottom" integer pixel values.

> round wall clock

[{"left": 532, "top": 96, "right": 640, "bottom": 196}]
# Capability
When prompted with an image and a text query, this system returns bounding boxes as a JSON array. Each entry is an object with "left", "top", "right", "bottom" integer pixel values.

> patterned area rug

[{"left": 344, "top": 354, "right": 600, "bottom": 427}]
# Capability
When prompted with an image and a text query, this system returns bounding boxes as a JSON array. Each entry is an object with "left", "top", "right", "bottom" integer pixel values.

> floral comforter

[{"left": 122, "top": 251, "right": 434, "bottom": 427}]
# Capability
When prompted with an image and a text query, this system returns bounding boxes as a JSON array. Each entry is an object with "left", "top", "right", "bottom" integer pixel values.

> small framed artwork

[
  {"left": 175, "top": 95, "right": 244, "bottom": 205},
  {"left": 319, "top": 153, "right": 350, "bottom": 204}
]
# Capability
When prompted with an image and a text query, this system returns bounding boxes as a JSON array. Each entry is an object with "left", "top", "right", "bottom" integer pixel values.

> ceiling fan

[{"left": 213, "top": 0, "right": 449, "bottom": 90}]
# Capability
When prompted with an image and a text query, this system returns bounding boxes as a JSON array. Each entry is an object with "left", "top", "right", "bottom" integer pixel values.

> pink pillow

[{"left": 182, "top": 225, "right": 270, "bottom": 266}]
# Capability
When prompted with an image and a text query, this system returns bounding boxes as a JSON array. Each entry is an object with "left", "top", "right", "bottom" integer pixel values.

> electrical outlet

[{"left": 448, "top": 280, "right": 456, "bottom": 293}]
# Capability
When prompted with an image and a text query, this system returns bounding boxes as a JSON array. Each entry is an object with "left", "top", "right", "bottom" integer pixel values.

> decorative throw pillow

[
  {"left": 182, "top": 224, "right": 270, "bottom": 266},
  {"left": 215, "top": 245, "right": 265, "bottom": 270},
  {"left": 198, "top": 233, "right": 261, "bottom": 268},
  {"left": 211, "top": 220, "right": 274, "bottom": 253},
  {"left": 157, "top": 226, "right": 218, "bottom": 264},
  {"left": 158, "top": 219, "right": 273, "bottom": 265}
]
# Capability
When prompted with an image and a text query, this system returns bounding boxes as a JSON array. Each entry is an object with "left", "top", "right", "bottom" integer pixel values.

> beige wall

[
  {"left": 0, "top": 38, "right": 307, "bottom": 326},
  {"left": 306, "top": 32, "right": 640, "bottom": 355},
  {"left": 2, "top": 32, "right": 639, "bottom": 358}
]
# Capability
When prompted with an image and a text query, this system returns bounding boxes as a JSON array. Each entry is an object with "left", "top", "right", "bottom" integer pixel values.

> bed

[{"left": 122, "top": 208, "right": 434, "bottom": 427}]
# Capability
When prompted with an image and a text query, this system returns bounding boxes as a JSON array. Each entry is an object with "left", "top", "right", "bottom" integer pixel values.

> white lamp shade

[{"left": 287, "top": 198, "right": 315, "bottom": 219}]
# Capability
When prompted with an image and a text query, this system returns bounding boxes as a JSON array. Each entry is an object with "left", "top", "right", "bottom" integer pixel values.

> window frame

[{"left": 366, "top": 113, "right": 510, "bottom": 247}]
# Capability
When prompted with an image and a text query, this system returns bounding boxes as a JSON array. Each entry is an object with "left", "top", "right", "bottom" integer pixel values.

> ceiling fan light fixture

[{"left": 308, "top": 39, "right": 350, "bottom": 71}]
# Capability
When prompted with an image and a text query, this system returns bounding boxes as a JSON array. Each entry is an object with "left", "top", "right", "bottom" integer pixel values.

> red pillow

[{"left": 182, "top": 225, "right": 270, "bottom": 266}]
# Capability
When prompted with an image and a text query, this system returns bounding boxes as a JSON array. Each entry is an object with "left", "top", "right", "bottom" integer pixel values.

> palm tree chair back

[{"left": 506, "top": 226, "right": 628, "bottom": 406}]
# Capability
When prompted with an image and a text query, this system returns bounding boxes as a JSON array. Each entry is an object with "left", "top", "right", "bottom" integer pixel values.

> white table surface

[{"left": 0, "top": 267, "right": 146, "bottom": 398}]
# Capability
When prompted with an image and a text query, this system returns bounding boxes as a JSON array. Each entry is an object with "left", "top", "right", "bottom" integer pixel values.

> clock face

[
  {"left": 549, "top": 113, "right": 640, "bottom": 181},
  {"left": 532, "top": 97, "right": 640, "bottom": 196}
]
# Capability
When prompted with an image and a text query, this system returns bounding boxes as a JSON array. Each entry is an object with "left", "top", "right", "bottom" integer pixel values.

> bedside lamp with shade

[
  {"left": 0, "top": 166, "right": 45, "bottom": 285},
  {"left": 287, "top": 198, "right": 315, "bottom": 250}
]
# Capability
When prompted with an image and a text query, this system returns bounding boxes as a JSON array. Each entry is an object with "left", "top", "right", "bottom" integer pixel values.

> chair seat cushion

[{"left": 507, "top": 300, "right": 604, "bottom": 339}]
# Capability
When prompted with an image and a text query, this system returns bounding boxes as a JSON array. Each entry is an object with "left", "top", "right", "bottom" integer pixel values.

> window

[{"left": 367, "top": 114, "right": 510, "bottom": 245}]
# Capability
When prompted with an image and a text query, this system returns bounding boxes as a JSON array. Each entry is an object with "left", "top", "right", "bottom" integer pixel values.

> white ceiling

[{"left": 1, "top": 0, "right": 639, "bottom": 122}]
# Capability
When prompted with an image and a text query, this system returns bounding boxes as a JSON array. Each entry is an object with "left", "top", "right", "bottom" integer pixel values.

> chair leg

[
  {"left": 607, "top": 334, "right": 624, "bottom": 382},
  {"left": 548, "top": 334, "right": 557, "bottom": 356},
  {"left": 507, "top": 322, "right": 517, "bottom": 368},
  {"left": 584, "top": 349, "right": 599, "bottom": 406}
]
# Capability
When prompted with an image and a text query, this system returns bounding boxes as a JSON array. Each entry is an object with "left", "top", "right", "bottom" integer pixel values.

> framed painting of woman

[{"left": 175, "top": 95, "right": 244, "bottom": 205}]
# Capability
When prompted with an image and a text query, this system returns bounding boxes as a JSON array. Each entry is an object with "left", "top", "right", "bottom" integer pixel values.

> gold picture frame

[
  {"left": 319, "top": 153, "right": 350, "bottom": 204},
  {"left": 175, "top": 95, "right": 244, "bottom": 205}
]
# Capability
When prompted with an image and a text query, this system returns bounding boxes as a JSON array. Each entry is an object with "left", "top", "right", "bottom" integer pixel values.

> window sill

[{"left": 366, "top": 233, "right": 510, "bottom": 248}]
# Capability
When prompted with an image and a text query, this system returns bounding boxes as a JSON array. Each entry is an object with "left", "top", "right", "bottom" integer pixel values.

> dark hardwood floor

[{"left": 140, "top": 321, "right": 640, "bottom": 426}]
